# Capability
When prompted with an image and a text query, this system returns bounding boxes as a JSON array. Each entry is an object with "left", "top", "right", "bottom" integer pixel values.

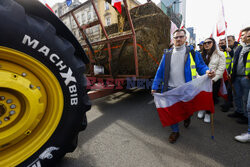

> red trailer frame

[{"left": 60, "top": 0, "right": 152, "bottom": 99}]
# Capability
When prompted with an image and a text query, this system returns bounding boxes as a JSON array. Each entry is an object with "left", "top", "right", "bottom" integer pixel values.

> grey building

[
  {"left": 52, "top": 0, "right": 100, "bottom": 44},
  {"left": 186, "top": 27, "right": 196, "bottom": 45},
  {"left": 159, "top": 0, "right": 185, "bottom": 27}
]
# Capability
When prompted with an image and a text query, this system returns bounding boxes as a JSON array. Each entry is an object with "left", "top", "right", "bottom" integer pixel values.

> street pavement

[{"left": 57, "top": 89, "right": 249, "bottom": 167}]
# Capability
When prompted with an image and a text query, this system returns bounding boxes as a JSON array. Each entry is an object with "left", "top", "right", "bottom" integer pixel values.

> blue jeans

[
  {"left": 247, "top": 90, "right": 250, "bottom": 133},
  {"left": 233, "top": 77, "right": 250, "bottom": 117},
  {"left": 171, "top": 123, "right": 179, "bottom": 132}
]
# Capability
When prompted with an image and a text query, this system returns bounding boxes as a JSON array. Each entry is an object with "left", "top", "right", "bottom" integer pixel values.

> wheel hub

[
  {"left": 0, "top": 46, "right": 64, "bottom": 167},
  {"left": 0, "top": 70, "right": 44, "bottom": 148}
]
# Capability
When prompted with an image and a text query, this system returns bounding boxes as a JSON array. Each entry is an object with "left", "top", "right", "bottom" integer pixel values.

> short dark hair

[
  {"left": 227, "top": 35, "right": 235, "bottom": 40},
  {"left": 173, "top": 29, "right": 186, "bottom": 35},
  {"left": 241, "top": 27, "right": 250, "bottom": 33}
]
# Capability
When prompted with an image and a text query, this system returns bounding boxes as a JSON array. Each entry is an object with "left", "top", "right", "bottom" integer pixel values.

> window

[
  {"left": 76, "top": 15, "right": 80, "bottom": 25},
  {"left": 89, "top": 28, "right": 93, "bottom": 34},
  {"left": 93, "top": 26, "right": 99, "bottom": 33},
  {"left": 82, "top": 13, "right": 86, "bottom": 24},
  {"left": 72, "top": 19, "right": 76, "bottom": 28},
  {"left": 87, "top": 11, "right": 91, "bottom": 20},
  {"left": 105, "top": 2, "right": 109, "bottom": 10},
  {"left": 105, "top": 17, "right": 111, "bottom": 26},
  {"left": 93, "top": 12, "right": 97, "bottom": 20}
]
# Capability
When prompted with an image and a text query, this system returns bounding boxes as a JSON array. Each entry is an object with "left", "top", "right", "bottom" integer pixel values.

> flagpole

[
  {"left": 211, "top": 113, "right": 215, "bottom": 139},
  {"left": 220, "top": 0, "right": 229, "bottom": 53}
]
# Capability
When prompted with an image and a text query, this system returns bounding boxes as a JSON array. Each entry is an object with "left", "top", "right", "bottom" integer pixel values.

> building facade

[
  {"left": 52, "top": 0, "right": 140, "bottom": 44},
  {"left": 159, "top": 0, "right": 186, "bottom": 28},
  {"left": 186, "top": 27, "right": 196, "bottom": 45}
]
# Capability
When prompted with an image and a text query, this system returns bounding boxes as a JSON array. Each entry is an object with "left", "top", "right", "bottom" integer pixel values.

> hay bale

[{"left": 92, "top": 2, "right": 170, "bottom": 77}]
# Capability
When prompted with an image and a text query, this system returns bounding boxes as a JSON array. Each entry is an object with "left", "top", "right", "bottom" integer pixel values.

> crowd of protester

[
  {"left": 196, "top": 27, "right": 250, "bottom": 143},
  {"left": 152, "top": 27, "right": 250, "bottom": 143}
]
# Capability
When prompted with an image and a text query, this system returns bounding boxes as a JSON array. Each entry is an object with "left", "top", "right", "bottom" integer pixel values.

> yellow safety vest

[
  {"left": 230, "top": 56, "right": 234, "bottom": 74},
  {"left": 231, "top": 51, "right": 250, "bottom": 75},
  {"left": 246, "top": 52, "right": 250, "bottom": 76},
  {"left": 189, "top": 53, "right": 197, "bottom": 80},
  {"left": 224, "top": 51, "right": 232, "bottom": 69}
]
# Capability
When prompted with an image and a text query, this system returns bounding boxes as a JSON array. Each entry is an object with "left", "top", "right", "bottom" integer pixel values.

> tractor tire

[{"left": 0, "top": 0, "right": 91, "bottom": 166}]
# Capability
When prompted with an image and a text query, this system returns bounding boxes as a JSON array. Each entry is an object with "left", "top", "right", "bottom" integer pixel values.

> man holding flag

[{"left": 151, "top": 29, "right": 215, "bottom": 143}]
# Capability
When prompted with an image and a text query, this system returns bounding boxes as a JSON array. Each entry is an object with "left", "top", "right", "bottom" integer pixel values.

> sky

[{"left": 45, "top": 0, "right": 250, "bottom": 43}]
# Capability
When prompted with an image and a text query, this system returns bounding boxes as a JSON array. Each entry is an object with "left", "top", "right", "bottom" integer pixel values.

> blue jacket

[{"left": 152, "top": 46, "right": 209, "bottom": 92}]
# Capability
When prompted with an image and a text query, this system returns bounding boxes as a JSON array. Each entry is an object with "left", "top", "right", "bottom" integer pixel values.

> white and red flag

[
  {"left": 112, "top": 0, "right": 122, "bottom": 14},
  {"left": 170, "top": 21, "right": 178, "bottom": 43},
  {"left": 237, "top": 31, "right": 242, "bottom": 42},
  {"left": 218, "top": 69, "right": 228, "bottom": 100},
  {"left": 180, "top": 19, "right": 185, "bottom": 29},
  {"left": 218, "top": 78, "right": 228, "bottom": 100},
  {"left": 216, "top": 0, "right": 227, "bottom": 37},
  {"left": 153, "top": 75, "right": 214, "bottom": 127}
]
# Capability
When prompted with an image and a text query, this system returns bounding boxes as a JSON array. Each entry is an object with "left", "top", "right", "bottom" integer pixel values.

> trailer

[{"left": 59, "top": 0, "right": 171, "bottom": 99}]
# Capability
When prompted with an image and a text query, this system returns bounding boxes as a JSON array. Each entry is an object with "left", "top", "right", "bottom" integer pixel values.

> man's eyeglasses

[
  {"left": 173, "top": 35, "right": 185, "bottom": 39},
  {"left": 204, "top": 41, "right": 213, "bottom": 45},
  {"left": 247, "top": 35, "right": 250, "bottom": 38}
]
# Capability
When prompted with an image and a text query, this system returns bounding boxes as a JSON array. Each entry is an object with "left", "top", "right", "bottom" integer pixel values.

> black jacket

[{"left": 231, "top": 45, "right": 250, "bottom": 81}]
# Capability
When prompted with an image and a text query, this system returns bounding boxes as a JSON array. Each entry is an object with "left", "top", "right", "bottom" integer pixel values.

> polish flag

[
  {"left": 180, "top": 19, "right": 185, "bottom": 29},
  {"left": 237, "top": 31, "right": 242, "bottom": 42},
  {"left": 41, "top": 0, "right": 54, "bottom": 13},
  {"left": 218, "top": 78, "right": 228, "bottom": 100},
  {"left": 216, "top": 0, "right": 227, "bottom": 37},
  {"left": 222, "top": 69, "right": 228, "bottom": 82},
  {"left": 112, "top": 0, "right": 122, "bottom": 14},
  {"left": 210, "top": 25, "right": 215, "bottom": 38},
  {"left": 153, "top": 75, "right": 214, "bottom": 127},
  {"left": 170, "top": 21, "right": 178, "bottom": 43}
]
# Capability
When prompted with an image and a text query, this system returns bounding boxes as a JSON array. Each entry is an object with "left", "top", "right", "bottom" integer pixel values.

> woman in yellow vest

[{"left": 197, "top": 38, "right": 226, "bottom": 123}]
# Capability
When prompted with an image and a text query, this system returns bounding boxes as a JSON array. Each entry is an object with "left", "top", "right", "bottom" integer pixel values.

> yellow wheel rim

[{"left": 0, "top": 46, "right": 64, "bottom": 167}]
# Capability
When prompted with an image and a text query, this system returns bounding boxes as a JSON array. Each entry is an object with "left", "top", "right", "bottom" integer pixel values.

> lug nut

[
  {"left": 6, "top": 99, "right": 13, "bottom": 104},
  {"left": 30, "top": 84, "right": 34, "bottom": 89},
  {"left": 37, "top": 86, "right": 41, "bottom": 90},
  {"left": 0, "top": 96, "right": 5, "bottom": 101},
  {"left": 0, "top": 121, "right": 2, "bottom": 125},
  {"left": 4, "top": 117, "right": 10, "bottom": 121},
  {"left": 9, "top": 110, "right": 15, "bottom": 115},
  {"left": 21, "top": 72, "right": 27, "bottom": 77},
  {"left": 10, "top": 104, "right": 16, "bottom": 109}
]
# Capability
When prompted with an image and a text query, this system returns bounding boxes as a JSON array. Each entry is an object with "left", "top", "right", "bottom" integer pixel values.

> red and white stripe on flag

[
  {"left": 180, "top": 19, "right": 185, "bottom": 29},
  {"left": 217, "top": 21, "right": 227, "bottom": 37},
  {"left": 237, "top": 31, "right": 242, "bottom": 42},
  {"left": 218, "top": 72, "right": 228, "bottom": 100},
  {"left": 41, "top": 0, "right": 54, "bottom": 13},
  {"left": 216, "top": 0, "right": 227, "bottom": 37},
  {"left": 153, "top": 75, "right": 214, "bottom": 127},
  {"left": 218, "top": 78, "right": 228, "bottom": 100},
  {"left": 170, "top": 21, "right": 178, "bottom": 43},
  {"left": 112, "top": 0, "right": 122, "bottom": 14}
]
